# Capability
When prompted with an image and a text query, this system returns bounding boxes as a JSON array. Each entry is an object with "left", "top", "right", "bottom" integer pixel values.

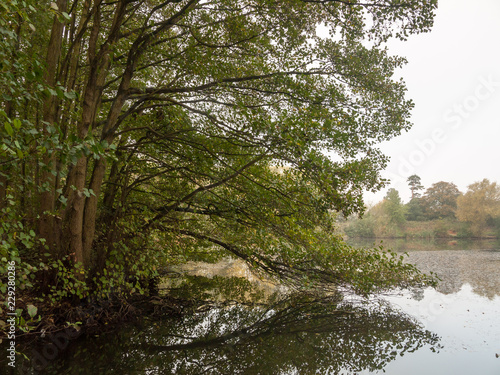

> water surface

[
  {"left": 350, "top": 238, "right": 500, "bottom": 374},
  {"left": 4, "top": 240, "right": 500, "bottom": 374}
]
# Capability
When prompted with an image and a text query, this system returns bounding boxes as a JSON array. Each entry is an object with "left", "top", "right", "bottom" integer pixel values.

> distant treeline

[{"left": 343, "top": 176, "right": 500, "bottom": 238}]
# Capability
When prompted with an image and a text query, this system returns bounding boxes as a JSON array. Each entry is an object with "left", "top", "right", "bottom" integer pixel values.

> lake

[
  {"left": 349, "top": 238, "right": 500, "bottom": 375},
  {"left": 4, "top": 239, "right": 500, "bottom": 374}
]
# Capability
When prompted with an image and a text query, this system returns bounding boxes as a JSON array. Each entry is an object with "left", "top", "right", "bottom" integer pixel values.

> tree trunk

[
  {"left": 62, "top": 0, "right": 127, "bottom": 271},
  {"left": 39, "top": 0, "right": 68, "bottom": 255}
]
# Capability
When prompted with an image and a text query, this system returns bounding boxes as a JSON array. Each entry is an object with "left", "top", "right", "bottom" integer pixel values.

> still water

[
  {"left": 350, "top": 238, "right": 500, "bottom": 375},
  {"left": 7, "top": 239, "right": 500, "bottom": 374}
]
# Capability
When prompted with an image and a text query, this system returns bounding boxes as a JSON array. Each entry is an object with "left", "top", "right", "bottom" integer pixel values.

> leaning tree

[{"left": 0, "top": 0, "right": 438, "bottom": 299}]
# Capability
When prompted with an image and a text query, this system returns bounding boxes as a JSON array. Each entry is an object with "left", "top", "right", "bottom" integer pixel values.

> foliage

[
  {"left": 491, "top": 217, "right": 500, "bottom": 237},
  {"left": 405, "top": 197, "right": 426, "bottom": 221},
  {"left": 345, "top": 189, "right": 406, "bottom": 238},
  {"left": 431, "top": 219, "right": 455, "bottom": 238},
  {"left": 456, "top": 179, "right": 500, "bottom": 236},
  {"left": 0, "top": 0, "right": 45, "bottom": 292},
  {"left": 344, "top": 212, "right": 376, "bottom": 238},
  {"left": 384, "top": 188, "right": 406, "bottom": 226},
  {"left": 0, "top": 0, "right": 439, "bottom": 305},
  {"left": 420, "top": 181, "right": 461, "bottom": 220}
]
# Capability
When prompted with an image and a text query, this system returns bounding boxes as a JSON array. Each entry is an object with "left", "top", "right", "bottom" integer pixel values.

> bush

[{"left": 344, "top": 215, "right": 375, "bottom": 238}]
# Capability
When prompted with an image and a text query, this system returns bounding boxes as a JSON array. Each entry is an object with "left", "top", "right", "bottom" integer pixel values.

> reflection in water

[
  {"left": 376, "top": 284, "right": 500, "bottom": 375},
  {"left": 347, "top": 239, "right": 500, "bottom": 299},
  {"left": 16, "top": 295, "right": 440, "bottom": 374},
  {"left": 404, "top": 250, "right": 500, "bottom": 299},
  {"left": 7, "top": 242, "right": 499, "bottom": 375}
]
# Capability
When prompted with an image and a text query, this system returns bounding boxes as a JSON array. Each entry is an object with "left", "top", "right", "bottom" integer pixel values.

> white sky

[{"left": 364, "top": 0, "right": 500, "bottom": 204}]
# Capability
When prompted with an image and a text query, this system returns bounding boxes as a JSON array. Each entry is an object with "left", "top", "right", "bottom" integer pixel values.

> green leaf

[
  {"left": 59, "top": 195, "right": 68, "bottom": 205},
  {"left": 13, "top": 118, "right": 21, "bottom": 129},
  {"left": 4, "top": 122, "right": 13, "bottom": 136},
  {"left": 64, "top": 90, "right": 76, "bottom": 99},
  {"left": 27, "top": 304, "right": 38, "bottom": 318},
  {"left": 55, "top": 86, "right": 65, "bottom": 99}
]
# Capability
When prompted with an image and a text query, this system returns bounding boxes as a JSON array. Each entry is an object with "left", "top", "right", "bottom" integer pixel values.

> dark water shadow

[{"left": 11, "top": 294, "right": 441, "bottom": 375}]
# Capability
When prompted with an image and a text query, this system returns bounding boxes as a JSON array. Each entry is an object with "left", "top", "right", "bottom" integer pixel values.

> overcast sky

[{"left": 364, "top": 0, "right": 500, "bottom": 204}]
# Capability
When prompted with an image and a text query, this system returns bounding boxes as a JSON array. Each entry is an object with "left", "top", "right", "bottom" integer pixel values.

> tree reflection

[{"left": 29, "top": 294, "right": 441, "bottom": 375}]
